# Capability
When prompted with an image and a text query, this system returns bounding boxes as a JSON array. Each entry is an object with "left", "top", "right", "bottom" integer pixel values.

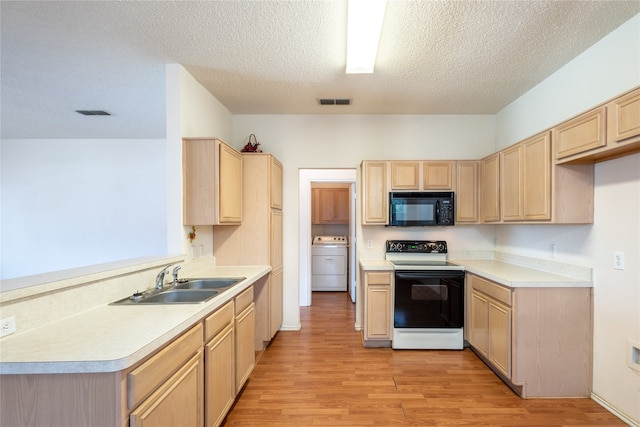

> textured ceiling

[{"left": 1, "top": 1, "right": 639, "bottom": 139}]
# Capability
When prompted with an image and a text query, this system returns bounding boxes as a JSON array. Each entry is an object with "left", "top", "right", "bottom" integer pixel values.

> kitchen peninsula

[{"left": 0, "top": 257, "right": 271, "bottom": 427}]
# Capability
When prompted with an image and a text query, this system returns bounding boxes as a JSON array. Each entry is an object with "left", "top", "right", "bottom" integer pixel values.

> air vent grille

[
  {"left": 76, "top": 110, "right": 111, "bottom": 116},
  {"left": 318, "top": 99, "right": 351, "bottom": 106}
]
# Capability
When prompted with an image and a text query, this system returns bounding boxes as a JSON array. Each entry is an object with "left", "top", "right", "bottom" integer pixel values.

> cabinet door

[
  {"left": 318, "top": 189, "right": 337, "bottom": 223},
  {"left": 608, "top": 87, "right": 640, "bottom": 143},
  {"left": 270, "top": 209, "right": 283, "bottom": 270},
  {"left": 522, "top": 132, "right": 551, "bottom": 220},
  {"left": 470, "top": 291, "right": 489, "bottom": 356},
  {"left": 235, "top": 303, "right": 255, "bottom": 393},
  {"left": 362, "top": 161, "right": 388, "bottom": 224},
  {"left": 218, "top": 142, "right": 243, "bottom": 223},
  {"left": 334, "top": 188, "right": 350, "bottom": 223},
  {"left": 270, "top": 157, "right": 283, "bottom": 210},
  {"left": 456, "top": 161, "right": 479, "bottom": 223},
  {"left": 481, "top": 154, "right": 500, "bottom": 222},
  {"left": 488, "top": 301, "right": 511, "bottom": 379},
  {"left": 130, "top": 352, "right": 204, "bottom": 427},
  {"left": 501, "top": 144, "right": 523, "bottom": 221},
  {"left": 270, "top": 268, "right": 283, "bottom": 339},
  {"left": 363, "top": 272, "right": 392, "bottom": 341},
  {"left": 205, "top": 324, "right": 235, "bottom": 427},
  {"left": 554, "top": 107, "right": 606, "bottom": 160},
  {"left": 423, "top": 161, "right": 453, "bottom": 189},
  {"left": 390, "top": 161, "right": 419, "bottom": 190}
]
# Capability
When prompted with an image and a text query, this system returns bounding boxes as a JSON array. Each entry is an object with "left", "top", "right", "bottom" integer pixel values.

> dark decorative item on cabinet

[{"left": 241, "top": 134, "right": 263, "bottom": 152}]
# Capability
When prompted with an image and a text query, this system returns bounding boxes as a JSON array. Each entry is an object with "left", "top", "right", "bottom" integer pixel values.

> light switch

[{"left": 613, "top": 251, "right": 625, "bottom": 270}]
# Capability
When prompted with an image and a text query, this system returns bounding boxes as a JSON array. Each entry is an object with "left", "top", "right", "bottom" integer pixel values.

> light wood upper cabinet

[
  {"left": 553, "top": 106, "right": 606, "bottom": 160},
  {"left": 183, "top": 138, "right": 242, "bottom": 225},
  {"left": 481, "top": 154, "right": 500, "bottom": 223},
  {"left": 501, "top": 132, "right": 551, "bottom": 222},
  {"left": 312, "top": 188, "right": 350, "bottom": 224},
  {"left": 390, "top": 161, "right": 419, "bottom": 190},
  {"left": 270, "top": 156, "right": 283, "bottom": 209},
  {"left": 455, "top": 161, "right": 479, "bottom": 223},
  {"left": 362, "top": 161, "right": 388, "bottom": 225},
  {"left": 423, "top": 161, "right": 453, "bottom": 189},
  {"left": 522, "top": 132, "right": 551, "bottom": 220},
  {"left": 608, "top": 86, "right": 640, "bottom": 143},
  {"left": 500, "top": 144, "right": 523, "bottom": 221}
]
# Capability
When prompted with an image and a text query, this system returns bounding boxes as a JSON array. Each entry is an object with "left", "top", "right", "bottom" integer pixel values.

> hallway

[{"left": 222, "top": 292, "right": 623, "bottom": 426}]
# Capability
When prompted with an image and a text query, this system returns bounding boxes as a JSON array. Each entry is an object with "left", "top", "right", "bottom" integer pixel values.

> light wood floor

[{"left": 222, "top": 292, "right": 624, "bottom": 426}]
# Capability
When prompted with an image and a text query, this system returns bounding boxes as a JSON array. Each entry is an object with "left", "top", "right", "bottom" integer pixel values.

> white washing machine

[{"left": 311, "top": 236, "right": 348, "bottom": 291}]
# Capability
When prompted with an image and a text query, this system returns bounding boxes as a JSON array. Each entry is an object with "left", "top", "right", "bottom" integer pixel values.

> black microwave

[{"left": 389, "top": 192, "right": 455, "bottom": 226}]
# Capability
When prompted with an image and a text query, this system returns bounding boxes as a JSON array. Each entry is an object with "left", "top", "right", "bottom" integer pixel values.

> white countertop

[
  {"left": 360, "top": 258, "right": 592, "bottom": 288},
  {"left": 0, "top": 265, "right": 271, "bottom": 375}
]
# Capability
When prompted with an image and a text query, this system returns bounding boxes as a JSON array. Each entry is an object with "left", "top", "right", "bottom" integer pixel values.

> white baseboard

[
  {"left": 279, "top": 323, "right": 302, "bottom": 331},
  {"left": 591, "top": 392, "right": 639, "bottom": 427}
]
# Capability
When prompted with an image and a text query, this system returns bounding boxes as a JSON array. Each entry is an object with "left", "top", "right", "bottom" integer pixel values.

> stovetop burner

[{"left": 385, "top": 240, "right": 464, "bottom": 271}]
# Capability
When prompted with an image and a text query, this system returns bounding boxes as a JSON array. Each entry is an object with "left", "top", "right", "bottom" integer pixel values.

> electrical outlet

[
  {"left": 367, "top": 240, "right": 373, "bottom": 249},
  {"left": 614, "top": 251, "right": 625, "bottom": 270},
  {"left": 1, "top": 316, "right": 16, "bottom": 338},
  {"left": 550, "top": 243, "right": 557, "bottom": 258}
]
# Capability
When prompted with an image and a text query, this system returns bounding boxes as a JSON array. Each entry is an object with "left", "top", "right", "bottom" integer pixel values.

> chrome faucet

[
  {"left": 172, "top": 266, "right": 181, "bottom": 287},
  {"left": 155, "top": 264, "right": 173, "bottom": 290}
]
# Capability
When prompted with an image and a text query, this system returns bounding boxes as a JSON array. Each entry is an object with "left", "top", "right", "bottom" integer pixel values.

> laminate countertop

[
  {"left": 0, "top": 265, "right": 271, "bottom": 375},
  {"left": 359, "top": 258, "right": 592, "bottom": 288}
]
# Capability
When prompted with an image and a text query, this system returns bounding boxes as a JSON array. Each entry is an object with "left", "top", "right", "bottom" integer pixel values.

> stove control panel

[{"left": 386, "top": 240, "right": 447, "bottom": 253}]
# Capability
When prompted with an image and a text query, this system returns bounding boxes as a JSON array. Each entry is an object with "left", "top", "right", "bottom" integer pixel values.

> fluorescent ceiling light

[{"left": 346, "top": 0, "right": 387, "bottom": 74}]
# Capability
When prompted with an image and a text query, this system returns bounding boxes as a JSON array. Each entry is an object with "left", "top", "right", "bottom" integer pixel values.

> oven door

[{"left": 394, "top": 270, "right": 464, "bottom": 328}]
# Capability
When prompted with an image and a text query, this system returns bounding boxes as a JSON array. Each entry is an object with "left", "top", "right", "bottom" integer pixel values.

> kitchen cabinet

[
  {"left": 361, "top": 269, "right": 392, "bottom": 347},
  {"left": 214, "top": 154, "right": 283, "bottom": 349},
  {"left": 361, "top": 161, "right": 388, "bottom": 224},
  {"left": 481, "top": 153, "right": 500, "bottom": 223},
  {"left": 466, "top": 273, "right": 592, "bottom": 398},
  {"left": 204, "top": 301, "right": 235, "bottom": 427},
  {"left": 312, "top": 187, "right": 350, "bottom": 224},
  {"left": 183, "top": 138, "right": 242, "bottom": 225},
  {"left": 553, "top": 107, "right": 606, "bottom": 161},
  {"left": 128, "top": 323, "right": 204, "bottom": 427},
  {"left": 555, "top": 86, "right": 640, "bottom": 164},
  {"left": 455, "top": 161, "right": 479, "bottom": 223},
  {"left": 469, "top": 277, "right": 511, "bottom": 378},
  {"left": 390, "top": 161, "right": 419, "bottom": 189},
  {"left": 423, "top": 161, "right": 453, "bottom": 189},
  {"left": 501, "top": 131, "right": 551, "bottom": 221},
  {"left": 234, "top": 286, "right": 255, "bottom": 393}
]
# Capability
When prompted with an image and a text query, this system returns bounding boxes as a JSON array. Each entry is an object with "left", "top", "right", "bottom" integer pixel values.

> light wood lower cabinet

[
  {"left": 466, "top": 273, "right": 592, "bottom": 398},
  {"left": 234, "top": 286, "right": 255, "bottom": 394},
  {"left": 204, "top": 301, "right": 235, "bottom": 427},
  {"left": 361, "top": 269, "right": 393, "bottom": 347},
  {"left": 130, "top": 351, "right": 204, "bottom": 427}
]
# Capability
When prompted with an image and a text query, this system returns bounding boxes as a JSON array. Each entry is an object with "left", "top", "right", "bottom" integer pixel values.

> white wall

[
  {"left": 231, "top": 114, "right": 496, "bottom": 331},
  {"left": 0, "top": 138, "right": 167, "bottom": 280},
  {"left": 494, "top": 14, "right": 640, "bottom": 424},
  {"left": 166, "top": 64, "right": 233, "bottom": 258}
]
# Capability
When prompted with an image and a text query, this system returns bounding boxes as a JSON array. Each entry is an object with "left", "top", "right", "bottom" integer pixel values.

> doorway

[{"left": 299, "top": 169, "right": 357, "bottom": 307}]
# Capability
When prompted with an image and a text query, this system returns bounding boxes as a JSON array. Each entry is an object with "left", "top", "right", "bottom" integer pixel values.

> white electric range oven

[{"left": 385, "top": 240, "right": 465, "bottom": 350}]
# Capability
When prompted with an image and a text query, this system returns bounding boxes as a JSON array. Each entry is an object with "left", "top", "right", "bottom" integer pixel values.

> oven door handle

[{"left": 395, "top": 271, "right": 464, "bottom": 280}]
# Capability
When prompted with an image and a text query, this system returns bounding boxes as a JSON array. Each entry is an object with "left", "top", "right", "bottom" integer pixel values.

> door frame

[{"left": 299, "top": 169, "right": 357, "bottom": 307}]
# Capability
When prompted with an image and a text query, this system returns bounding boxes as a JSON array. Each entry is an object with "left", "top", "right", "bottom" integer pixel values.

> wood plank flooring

[{"left": 222, "top": 292, "right": 624, "bottom": 426}]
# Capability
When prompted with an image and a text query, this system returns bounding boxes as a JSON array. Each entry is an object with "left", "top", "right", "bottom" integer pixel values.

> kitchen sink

[
  {"left": 177, "top": 277, "right": 245, "bottom": 290},
  {"left": 110, "top": 277, "right": 245, "bottom": 305},
  {"left": 110, "top": 289, "right": 219, "bottom": 305}
]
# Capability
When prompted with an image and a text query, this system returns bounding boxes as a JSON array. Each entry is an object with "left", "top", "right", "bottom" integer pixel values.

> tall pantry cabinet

[{"left": 213, "top": 153, "right": 283, "bottom": 349}]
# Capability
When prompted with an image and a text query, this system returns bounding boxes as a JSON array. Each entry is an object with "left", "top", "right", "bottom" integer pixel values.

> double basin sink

[{"left": 111, "top": 277, "right": 246, "bottom": 305}]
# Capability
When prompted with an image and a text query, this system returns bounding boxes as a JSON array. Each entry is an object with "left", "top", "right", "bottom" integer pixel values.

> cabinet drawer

[
  {"left": 366, "top": 272, "right": 391, "bottom": 285},
  {"left": 204, "top": 300, "right": 234, "bottom": 342},
  {"left": 471, "top": 275, "right": 511, "bottom": 306},
  {"left": 128, "top": 323, "right": 203, "bottom": 409},
  {"left": 235, "top": 285, "right": 254, "bottom": 315}
]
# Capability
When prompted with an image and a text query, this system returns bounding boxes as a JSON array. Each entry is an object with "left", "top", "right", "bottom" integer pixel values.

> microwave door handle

[{"left": 435, "top": 200, "right": 440, "bottom": 223}]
